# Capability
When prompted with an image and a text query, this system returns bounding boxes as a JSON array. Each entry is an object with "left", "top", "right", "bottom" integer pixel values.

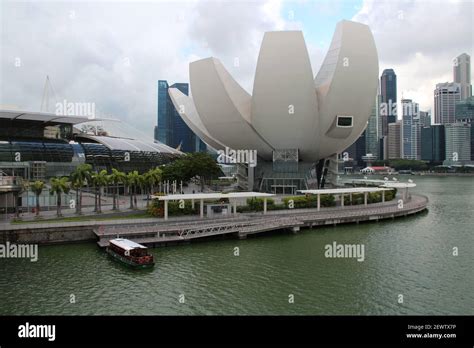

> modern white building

[
  {"left": 434, "top": 82, "right": 461, "bottom": 124},
  {"left": 169, "top": 20, "right": 379, "bottom": 191},
  {"left": 454, "top": 53, "right": 472, "bottom": 100}
]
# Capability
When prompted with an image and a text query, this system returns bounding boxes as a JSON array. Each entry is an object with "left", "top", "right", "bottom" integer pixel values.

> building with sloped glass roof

[{"left": 0, "top": 109, "right": 182, "bottom": 180}]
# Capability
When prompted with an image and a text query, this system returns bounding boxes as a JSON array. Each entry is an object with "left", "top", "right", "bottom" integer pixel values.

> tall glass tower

[
  {"left": 401, "top": 99, "right": 420, "bottom": 160},
  {"left": 155, "top": 80, "right": 207, "bottom": 153},
  {"left": 380, "top": 69, "right": 397, "bottom": 136},
  {"left": 366, "top": 95, "right": 380, "bottom": 159}
]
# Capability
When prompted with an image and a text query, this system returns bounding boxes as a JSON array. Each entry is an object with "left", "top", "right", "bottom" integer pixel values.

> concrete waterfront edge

[{"left": 0, "top": 194, "right": 428, "bottom": 246}]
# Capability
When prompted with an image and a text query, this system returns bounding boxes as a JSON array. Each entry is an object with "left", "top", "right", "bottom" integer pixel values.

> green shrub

[
  {"left": 281, "top": 194, "right": 335, "bottom": 208},
  {"left": 384, "top": 189, "right": 396, "bottom": 201},
  {"left": 147, "top": 199, "right": 200, "bottom": 217},
  {"left": 246, "top": 197, "right": 274, "bottom": 211}
]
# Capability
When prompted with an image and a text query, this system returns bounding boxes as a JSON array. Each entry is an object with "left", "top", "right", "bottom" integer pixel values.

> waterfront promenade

[
  {"left": 0, "top": 191, "right": 427, "bottom": 246},
  {"left": 94, "top": 194, "right": 428, "bottom": 247}
]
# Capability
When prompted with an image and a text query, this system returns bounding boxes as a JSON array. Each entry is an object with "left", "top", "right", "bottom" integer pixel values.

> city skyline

[{"left": 1, "top": 0, "right": 472, "bottom": 136}]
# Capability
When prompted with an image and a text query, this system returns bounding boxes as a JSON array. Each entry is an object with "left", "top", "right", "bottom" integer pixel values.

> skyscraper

[
  {"left": 366, "top": 95, "right": 380, "bottom": 159},
  {"left": 434, "top": 82, "right": 461, "bottom": 124},
  {"left": 419, "top": 110, "right": 431, "bottom": 128},
  {"left": 454, "top": 53, "right": 472, "bottom": 100},
  {"left": 342, "top": 130, "right": 366, "bottom": 168},
  {"left": 401, "top": 99, "right": 420, "bottom": 160},
  {"left": 156, "top": 80, "right": 170, "bottom": 145},
  {"left": 421, "top": 125, "right": 445, "bottom": 163},
  {"left": 155, "top": 80, "right": 206, "bottom": 153},
  {"left": 380, "top": 69, "right": 397, "bottom": 137},
  {"left": 444, "top": 123, "right": 471, "bottom": 164},
  {"left": 455, "top": 96, "right": 474, "bottom": 160},
  {"left": 387, "top": 121, "right": 401, "bottom": 159}
]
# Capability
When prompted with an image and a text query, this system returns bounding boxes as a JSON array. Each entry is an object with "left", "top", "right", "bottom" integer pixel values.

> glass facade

[
  {"left": 401, "top": 99, "right": 420, "bottom": 160},
  {"left": 157, "top": 80, "right": 170, "bottom": 146},
  {"left": 421, "top": 125, "right": 445, "bottom": 163},
  {"left": 434, "top": 83, "right": 461, "bottom": 124},
  {"left": 444, "top": 123, "right": 471, "bottom": 164},
  {"left": 366, "top": 96, "right": 380, "bottom": 159},
  {"left": 455, "top": 96, "right": 474, "bottom": 159},
  {"left": 0, "top": 118, "right": 179, "bottom": 179},
  {"left": 155, "top": 80, "right": 207, "bottom": 153},
  {"left": 380, "top": 69, "right": 397, "bottom": 137}
]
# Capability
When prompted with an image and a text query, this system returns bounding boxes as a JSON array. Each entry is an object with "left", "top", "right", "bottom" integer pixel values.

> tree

[
  {"left": 30, "top": 180, "right": 45, "bottom": 217},
  {"left": 70, "top": 164, "right": 92, "bottom": 215},
  {"left": 161, "top": 159, "right": 189, "bottom": 184},
  {"left": 185, "top": 152, "right": 222, "bottom": 191},
  {"left": 110, "top": 168, "right": 126, "bottom": 210},
  {"left": 126, "top": 171, "right": 140, "bottom": 209},
  {"left": 49, "top": 177, "right": 70, "bottom": 217},
  {"left": 161, "top": 153, "right": 222, "bottom": 192},
  {"left": 143, "top": 168, "right": 162, "bottom": 207},
  {"left": 91, "top": 170, "right": 109, "bottom": 213}
]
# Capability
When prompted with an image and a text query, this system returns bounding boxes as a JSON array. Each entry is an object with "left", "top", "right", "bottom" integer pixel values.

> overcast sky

[{"left": 1, "top": 0, "right": 473, "bottom": 137}]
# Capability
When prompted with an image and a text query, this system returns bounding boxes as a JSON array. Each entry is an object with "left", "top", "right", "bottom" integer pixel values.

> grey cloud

[{"left": 1, "top": 0, "right": 286, "bottom": 135}]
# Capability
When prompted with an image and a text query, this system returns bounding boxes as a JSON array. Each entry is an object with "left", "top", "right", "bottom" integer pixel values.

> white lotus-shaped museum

[{"left": 169, "top": 20, "right": 378, "bottom": 164}]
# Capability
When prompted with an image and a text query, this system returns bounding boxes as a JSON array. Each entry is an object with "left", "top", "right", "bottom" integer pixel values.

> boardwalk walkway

[{"left": 95, "top": 194, "right": 428, "bottom": 247}]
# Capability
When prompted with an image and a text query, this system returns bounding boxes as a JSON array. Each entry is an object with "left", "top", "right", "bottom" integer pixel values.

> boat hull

[{"left": 106, "top": 248, "right": 155, "bottom": 269}]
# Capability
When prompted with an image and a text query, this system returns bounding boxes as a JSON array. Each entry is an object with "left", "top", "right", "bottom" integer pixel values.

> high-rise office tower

[
  {"left": 401, "top": 99, "right": 420, "bottom": 160},
  {"left": 387, "top": 121, "right": 401, "bottom": 159},
  {"left": 444, "top": 123, "right": 471, "bottom": 164},
  {"left": 342, "top": 130, "right": 366, "bottom": 167},
  {"left": 155, "top": 80, "right": 206, "bottom": 153},
  {"left": 454, "top": 53, "right": 472, "bottom": 100},
  {"left": 366, "top": 95, "right": 380, "bottom": 159},
  {"left": 419, "top": 110, "right": 431, "bottom": 128},
  {"left": 421, "top": 125, "right": 445, "bottom": 163},
  {"left": 380, "top": 69, "right": 397, "bottom": 137},
  {"left": 455, "top": 96, "right": 474, "bottom": 160},
  {"left": 434, "top": 82, "right": 461, "bottom": 124}
]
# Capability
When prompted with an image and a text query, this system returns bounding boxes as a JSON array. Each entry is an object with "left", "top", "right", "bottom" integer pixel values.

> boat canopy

[{"left": 109, "top": 238, "right": 147, "bottom": 251}]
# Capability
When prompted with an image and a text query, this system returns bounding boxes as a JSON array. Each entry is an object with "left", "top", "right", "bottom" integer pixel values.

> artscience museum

[{"left": 170, "top": 20, "right": 379, "bottom": 193}]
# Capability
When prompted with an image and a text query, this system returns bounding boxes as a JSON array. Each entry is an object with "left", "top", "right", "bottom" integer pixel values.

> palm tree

[
  {"left": 144, "top": 168, "right": 162, "bottom": 207},
  {"left": 70, "top": 164, "right": 92, "bottom": 215},
  {"left": 50, "top": 177, "right": 70, "bottom": 217},
  {"left": 91, "top": 170, "right": 109, "bottom": 213},
  {"left": 126, "top": 171, "right": 140, "bottom": 209},
  {"left": 110, "top": 168, "right": 126, "bottom": 210},
  {"left": 30, "top": 180, "right": 45, "bottom": 217},
  {"left": 137, "top": 174, "right": 147, "bottom": 209}
]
